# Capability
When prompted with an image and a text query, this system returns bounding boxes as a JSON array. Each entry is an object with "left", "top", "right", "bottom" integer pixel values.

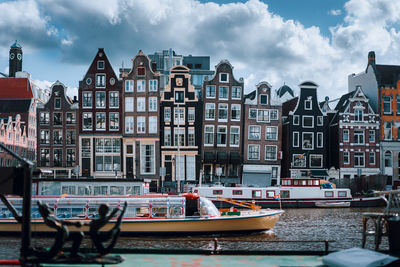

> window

[
  {"left": 217, "top": 126, "right": 227, "bottom": 146},
  {"left": 213, "top": 190, "right": 223, "bottom": 195},
  {"left": 293, "top": 132, "right": 299, "bottom": 147},
  {"left": 54, "top": 98, "right": 61, "bottom": 109},
  {"left": 218, "top": 104, "right": 228, "bottom": 120},
  {"left": 53, "top": 112, "right": 62, "bottom": 126},
  {"left": 174, "top": 128, "right": 185, "bottom": 146},
  {"left": 40, "top": 149, "right": 50, "bottom": 166},
  {"left": 40, "top": 130, "right": 49, "bottom": 144},
  {"left": 125, "top": 97, "right": 133, "bottom": 112},
  {"left": 206, "top": 86, "right": 216, "bottom": 98},
  {"left": 249, "top": 109, "right": 257, "bottom": 119},
  {"left": 317, "top": 116, "right": 323, "bottom": 126},
  {"left": 205, "top": 103, "right": 215, "bottom": 120},
  {"left": 137, "top": 117, "right": 145, "bottom": 133},
  {"left": 175, "top": 91, "right": 184, "bottom": 103},
  {"left": 230, "top": 126, "right": 240, "bottom": 146},
  {"left": 292, "top": 154, "right": 306, "bottom": 167},
  {"left": 343, "top": 129, "right": 349, "bottom": 142},
  {"left": 384, "top": 121, "right": 392, "bottom": 140},
  {"left": 270, "top": 110, "right": 278, "bottom": 120},
  {"left": 355, "top": 109, "right": 363, "bottom": 121},
  {"left": 125, "top": 117, "right": 134, "bottom": 134},
  {"left": 231, "top": 105, "right": 240, "bottom": 120},
  {"left": 188, "top": 128, "right": 195, "bottom": 146},
  {"left": 257, "top": 110, "right": 269, "bottom": 122},
  {"left": 149, "top": 116, "right": 157, "bottom": 133},
  {"left": 383, "top": 95, "right": 391, "bottom": 114},
  {"left": 96, "top": 113, "right": 106, "bottom": 130},
  {"left": 317, "top": 132, "right": 323, "bottom": 148},
  {"left": 265, "top": 146, "right": 277, "bottom": 160},
  {"left": 83, "top": 92, "right": 92, "bottom": 108},
  {"left": 109, "top": 92, "right": 119, "bottom": 108},
  {"left": 66, "top": 149, "right": 75, "bottom": 167},
  {"left": 248, "top": 145, "right": 260, "bottom": 160},
  {"left": 260, "top": 95, "right": 268, "bottom": 105},
  {"left": 310, "top": 155, "right": 323, "bottom": 167},
  {"left": 109, "top": 113, "right": 119, "bottom": 130},
  {"left": 149, "top": 97, "right": 157, "bottom": 112},
  {"left": 354, "top": 152, "right": 364, "bottom": 167},
  {"left": 233, "top": 190, "right": 243, "bottom": 195},
  {"left": 204, "top": 125, "right": 214, "bottom": 145},
  {"left": 232, "top": 87, "right": 241, "bottom": 99},
  {"left": 305, "top": 99, "right": 312, "bottom": 110},
  {"left": 293, "top": 115, "right": 299, "bottom": 125},
  {"left": 343, "top": 151, "right": 349, "bottom": 164},
  {"left": 219, "top": 86, "right": 228, "bottom": 99},
  {"left": 219, "top": 73, "right": 229, "bottom": 82},
  {"left": 137, "top": 97, "right": 145, "bottom": 112},
  {"left": 164, "top": 107, "right": 171, "bottom": 122},
  {"left": 66, "top": 130, "right": 76, "bottom": 145},
  {"left": 96, "top": 92, "right": 106, "bottom": 108},
  {"left": 40, "top": 112, "right": 50, "bottom": 124},
  {"left": 140, "top": 144, "right": 155, "bottom": 174},
  {"left": 302, "top": 116, "right": 313, "bottom": 128},
  {"left": 149, "top": 80, "right": 158, "bottom": 91},
  {"left": 186, "top": 156, "right": 196, "bottom": 181},
  {"left": 266, "top": 127, "right": 278, "bottom": 140},
  {"left": 125, "top": 80, "right": 133, "bottom": 92},
  {"left": 325, "top": 191, "right": 334, "bottom": 198},
  {"left": 354, "top": 130, "right": 364, "bottom": 144},
  {"left": 53, "top": 149, "right": 62, "bottom": 167},
  {"left": 83, "top": 113, "right": 92, "bottom": 130},
  {"left": 338, "top": 191, "right": 347, "bottom": 197},
  {"left": 137, "top": 67, "right": 145, "bottom": 76},
  {"left": 96, "top": 60, "right": 104, "bottom": 70},
  {"left": 174, "top": 108, "right": 185, "bottom": 124},
  {"left": 96, "top": 74, "right": 105, "bottom": 87},
  {"left": 188, "top": 108, "right": 195, "bottom": 122},
  {"left": 369, "top": 130, "right": 375, "bottom": 142},
  {"left": 249, "top": 126, "right": 261, "bottom": 140},
  {"left": 385, "top": 151, "right": 392, "bottom": 167},
  {"left": 302, "top": 132, "right": 313, "bottom": 149},
  {"left": 137, "top": 80, "right": 145, "bottom": 92},
  {"left": 66, "top": 112, "right": 76, "bottom": 124},
  {"left": 164, "top": 128, "right": 171, "bottom": 146},
  {"left": 53, "top": 130, "right": 62, "bottom": 144},
  {"left": 369, "top": 152, "right": 375, "bottom": 165}
]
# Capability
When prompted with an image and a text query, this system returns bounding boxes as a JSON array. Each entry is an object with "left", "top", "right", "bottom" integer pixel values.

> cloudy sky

[{"left": 1, "top": 0, "right": 400, "bottom": 101}]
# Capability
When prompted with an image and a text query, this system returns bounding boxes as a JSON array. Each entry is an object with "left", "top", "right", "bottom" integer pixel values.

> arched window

[{"left": 384, "top": 151, "right": 392, "bottom": 167}]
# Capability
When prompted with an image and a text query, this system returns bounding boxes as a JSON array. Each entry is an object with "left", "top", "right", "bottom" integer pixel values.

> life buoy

[{"left": 182, "top": 193, "right": 200, "bottom": 200}]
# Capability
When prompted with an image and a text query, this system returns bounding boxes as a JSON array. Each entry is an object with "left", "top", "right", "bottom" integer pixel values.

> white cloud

[{"left": 329, "top": 9, "right": 342, "bottom": 16}]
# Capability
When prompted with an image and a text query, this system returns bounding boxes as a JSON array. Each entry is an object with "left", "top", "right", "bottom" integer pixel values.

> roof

[
  {"left": 375, "top": 65, "right": 400, "bottom": 87},
  {"left": 244, "top": 90, "right": 256, "bottom": 101},
  {"left": 10, "top": 41, "right": 22, "bottom": 49},
  {"left": 0, "top": 99, "right": 32, "bottom": 113},
  {"left": 0, "top": 78, "right": 33, "bottom": 99},
  {"left": 276, "top": 84, "right": 294, "bottom": 98},
  {"left": 282, "top": 97, "right": 298, "bottom": 117},
  {"left": 334, "top": 91, "right": 354, "bottom": 112}
]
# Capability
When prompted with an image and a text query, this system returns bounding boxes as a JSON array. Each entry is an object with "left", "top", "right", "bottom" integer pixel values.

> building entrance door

[
  {"left": 126, "top": 157, "right": 134, "bottom": 178},
  {"left": 82, "top": 158, "right": 90, "bottom": 177}
]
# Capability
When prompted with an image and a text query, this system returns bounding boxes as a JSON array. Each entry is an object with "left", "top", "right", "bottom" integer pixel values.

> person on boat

[
  {"left": 85, "top": 202, "right": 127, "bottom": 255},
  {"left": 35, "top": 201, "right": 84, "bottom": 259}
]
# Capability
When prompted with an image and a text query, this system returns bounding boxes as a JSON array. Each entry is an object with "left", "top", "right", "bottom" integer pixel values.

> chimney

[
  {"left": 73, "top": 96, "right": 78, "bottom": 103},
  {"left": 368, "top": 51, "right": 375, "bottom": 65}
]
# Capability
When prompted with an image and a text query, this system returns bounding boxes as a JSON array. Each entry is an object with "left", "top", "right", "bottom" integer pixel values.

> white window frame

[
  {"left": 97, "top": 60, "right": 104, "bottom": 70},
  {"left": 96, "top": 91, "right": 106, "bottom": 108},
  {"left": 292, "top": 154, "right": 306, "bottom": 167},
  {"left": 248, "top": 125, "right": 261, "bottom": 140},
  {"left": 265, "top": 145, "right": 277, "bottom": 161},
  {"left": 302, "top": 132, "right": 314, "bottom": 150},
  {"left": 293, "top": 132, "right": 299, "bottom": 147},
  {"left": 369, "top": 151, "right": 375, "bottom": 165},
  {"left": 188, "top": 107, "right": 195, "bottom": 122},
  {"left": 317, "top": 116, "right": 323, "bottom": 126},
  {"left": 82, "top": 92, "right": 92, "bottom": 108},
  {"left": 270, "top": 110, "right": 279, "bottom": 120},
  {"left": 205, "top": 85, "right": 216, "bottom": 98},
  {"left": 83, "top": 112, "right": 92, "bottom": 130},
  {"left": 369, "top": 130, "right": 375, "bottom": 142},
  {"left": 231, "top": 86, "right": 241, "bottom": 99},
  {"left": 204, "top": 125, "right": 214, "bottom": 146},
  {"left": 96, "top": 74, "right": 106, "bottom": 88},
  {"left": 219, "top": 73, "right": 229, "bottom": 83},
  {"left": 257, "top": 109, "right": 269, "bottom": 123},
  {"left": 293, "top": 115, "right": 299, "bottom": 125},
  {"left": 164, "top": 107, "right": 171, "bottom": 122},
  {"left": 205, "top": 103, "right": 215, "bottom": 120},
  {"left": 265, "top": 126, "right": 278, "bottom": 141},
  {"left": 310, "top": 154, "right": 323, "bottom": 168},
  {"left": 230, "top": 126, "right": 240, "bottom": 147},
  {"left": 174, "top": 108, "right": 185, "bottom": 124},
  {"left": 354, "top": 130, "right": 364, "bottom": 144},
  {"left": 302, "top": 115, "right": 314, "bottom": 128},
  {"left": 140, "top": 144, "right": 155, "bottom": 175},
  {"left": 149, "top": 116, "right": 157, "bottom": 133},
  {"left": 260, "top": 94, "right": 268, "bottom": 105},
  {"left": 343, "top": 151, "right": 349, "bottom": 164},
  {"left": 125, "top": 116, "right": 134, "bottom": 134},
  {"left": 218, "top": 103, "right": 228, "bottom": 121},
  {"left": 343, "top": 129, "right": 349, "bottom": 142},
  {"left": 96, "top": 112, "right": 106, "bottom": 130},
  {"left": 137, "top": 97, "right": 146, "bottom": 112},
  {"left": 219, "top": 86, "right": 229, "bottom": 100},
  {"left": 137, "top": 116, "right": 146, "bottom": 133},
  {"left": 125, "top": 97, "right": 134, "bottom": 112},
  {"left": 231, "top": 104, "right": 241, "bottom": 121},
  {"left": 354, "top": 152, "right": 365, "bottom": 167},
  {"left": 188, "top": 128, "right": 195, "bottom": 146},
  {"left": 109, "top": 112, "right": 119, "bottom": 131},
  {"left": 249, "top": 109, "right": 257, "bottom": 120},
  {"left": 125, "top": 80, "right": 134, "bottom": 92},
  {"left": 109, "top": 91, "right": 119, "bottom": 108},
  {"left": 248, "top": 144, "right": 260, "bottom": 160},
  {"left": 149, "top": 80, "right": 158, "bottom": 92},
  {"left": 317, "top": 132, "right": 323, "bottom": 148},
  {"left": 149, "top": 97, "right": 157, "bottom": 112},
  {"left": 217, "top": 126, "right": 227, "bottom": 147},
  {"left": 137, "top": 80, "right": 146, "bottom": 92},
  {"left": 164, "top": 127, "right": 171, "bottom": 146},
  {"left": 305, "top": 99, "right": 312, "bottom": 110}
]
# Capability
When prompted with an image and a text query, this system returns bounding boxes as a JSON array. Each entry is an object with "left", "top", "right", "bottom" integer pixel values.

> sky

[{"left": 1, "top": 0, "right": 400, "bottom": 101}]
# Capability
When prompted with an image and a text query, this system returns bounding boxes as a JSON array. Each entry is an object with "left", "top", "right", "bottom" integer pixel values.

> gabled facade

[
  {"left": 78, "top": 48, "right": 123, "bottom": 178},
  {"left": 37, "top": 81, "right": 79, "bottom": 177},
  {"left": 282, "top": 81, "right": 328, "bottom": 178},
  {"left": 0, "top": 114, "right": 27, "bottom": 166},
  {"left": 242, "top": 82, "right": 282, "bottom": 186},
  {"left": 120, "top": 50, "right": 161, "bottom": 190},
  {"left": 160, "top": 65, "right": 202, "bottom": 192},
  {"left": 330, "top": 86, "right": 380, "bottom": 179},
  {"left": 201, "top": 60, "right": 244, "bottom": 184}
]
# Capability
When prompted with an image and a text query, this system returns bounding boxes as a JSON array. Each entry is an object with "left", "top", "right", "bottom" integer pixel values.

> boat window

[
  {"left": 110, "top": 186, "right": 124, "bottom": 195},
  {"left": 94, "top": 186, "right": 108, "bottom": 195},
  {"left": 62, "top": 186, "right": 76, "bottom": 195},
  {"left": 280, "top": 190, "right": 290, "bottom": 198},
  {"left": 213, "top": 190, "right": 223, "bottom": 195},
  {"left": 266, "top": 191, "right": 275, "bottom": 198},
  {"left": 307, "top": 180, "right": 313, "bottom": 185},
  {"left": 287, "top": 180, "right": 292, "bottom": 185},
  {"left": 169, "top": 206, "right": 184, "bottom": 218},
  {"left": 338, "top": 191, "right": 347, "bottom": 197},
  {"left": 282, "top": 180, "right": 287, "bottom": 185},
  {"left": 301, "top": 180, "right": 307, "bottom": 185},
  {"left": 313, "top": 180, "right": 319, "bottom": 185},
  {"left": 88, "top": 206, "right": 99, "bottom": 219},
  {"left": 77, "top": 186, "right": 91, "bottom": 195},
  {"left": 232, "top": 190, "right": 242, "bottom": 195},
  {"left": 32, "top": 207, "right": 42, "bottom": 219},
  {"left": 56, "top": 205, "right": 86, "bottom": 219},
  {"left": 325, "top": 191, "right": 334, "bottom": 198},
  {"left": 252, "top": 190, "right": 262, "bottom": 198},
  {"left": 152, "top": 207, "right": 168, "bottom": 218},
  {"left": 126, "top": 186, "right": 141, "bottom": 195},
  {"left": 135, "top": 207, "right": 150, "bottom": 218},
  {"left": 199, "top": 197, "right": 219, "bottom": 217},
  {"left": 294, "top": 180, "right": 299, "bottom": 185}
]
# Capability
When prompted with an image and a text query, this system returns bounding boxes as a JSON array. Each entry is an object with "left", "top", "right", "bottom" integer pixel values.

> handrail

[{"left": 217, "top": 197, "right": 261, "bottom": 211}]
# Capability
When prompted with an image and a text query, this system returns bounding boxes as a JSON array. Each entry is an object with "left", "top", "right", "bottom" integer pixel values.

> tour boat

[
  {"left": 0, "top": 194, "right": 283, "bottom": 235},
  {"left": 193, "top": 178, "right": 385, "bottom": 208}
]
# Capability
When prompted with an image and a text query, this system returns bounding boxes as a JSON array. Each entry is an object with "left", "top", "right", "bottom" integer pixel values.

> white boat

[
  {"left": 0, "top": 194, "right": 283, "bottom": 235},
  {"left": 193, "top": 178, "right": 385, "bottom": 208},
  {"left": 315, "top": 201, "right": 351, "bottom": 208}
]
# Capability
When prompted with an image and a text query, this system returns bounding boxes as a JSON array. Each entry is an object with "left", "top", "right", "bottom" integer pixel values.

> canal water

[{"left": 0, "top": 207, "right": 388, "bottom": 260}]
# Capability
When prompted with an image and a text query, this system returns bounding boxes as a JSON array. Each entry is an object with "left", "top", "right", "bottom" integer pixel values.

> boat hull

[{"left": 0, "top": 210, "right": 283, "bottom": 235}]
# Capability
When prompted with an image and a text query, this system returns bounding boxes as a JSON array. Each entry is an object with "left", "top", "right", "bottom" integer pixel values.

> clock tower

[{"left": 9, "top": 40, "right": 22, "bottom": 77}]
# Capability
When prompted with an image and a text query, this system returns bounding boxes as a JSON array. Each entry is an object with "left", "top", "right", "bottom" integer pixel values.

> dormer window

[
  {"left": 54, "top": 98, "right": 61, "bottom": 109},
  {"left": 175, "top": 91, "right": 184, "bottom": 103},
  {"left": 219, "top": 73, "right": 229, "bottom": 83},
  {"left": 260, "top": 95, "right": 268, "bottom": 105},
  {"left": 355, "top": 110, "right": 363, "bottom": 121},
  {"left": 96, "top": 74, "right": 106, "bottom": 88},
  {"left": 97, "top": 61, "right": 104, "bottom": 70},
  {"left": 305, "top": 98, "right": 312, "bottom": 110},
  {"left": 137, "top": 67, "right": 145, "bottom": 76}
]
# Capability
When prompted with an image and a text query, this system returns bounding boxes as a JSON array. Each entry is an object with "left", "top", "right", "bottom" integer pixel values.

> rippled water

[{"left": 0, "top": 207, "right": 388, "bottom": 260}]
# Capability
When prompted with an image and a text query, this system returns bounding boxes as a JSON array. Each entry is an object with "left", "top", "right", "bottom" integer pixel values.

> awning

[
  {"left": 230, "top": 152, "right": 241, "bottom": 164},
  {"left": 310, "top": 169, "right": 329, "bottom": 177},
  {"left": 216, "top": 152, "right": 228, "bottom": 163},
  {"left": 203, "top": 152, "right": 215, "bottom": 163}
]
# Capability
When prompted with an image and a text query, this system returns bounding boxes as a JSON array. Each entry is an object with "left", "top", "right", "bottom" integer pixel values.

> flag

[
  {"left": 297, "top": 153, "right": 305, "bottom": 159},
  {"left": 274, "top": 193, "right": 280, "bottom": 200}
]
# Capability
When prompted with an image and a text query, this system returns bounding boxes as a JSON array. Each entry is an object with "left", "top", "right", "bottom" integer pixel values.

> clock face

[
  {"left": 9, "top": 53, "right": 14, "bottom": 60},
  {"left": 17, "top": 53, "right": 22, "bottom": 60}
]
